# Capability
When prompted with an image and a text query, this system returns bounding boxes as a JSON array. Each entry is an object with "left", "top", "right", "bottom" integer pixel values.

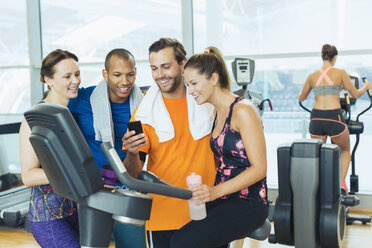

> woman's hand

[
  {"left": 364, "top": 80, "right": 372, "bottom": 90},
  {"left": 190, "top": 184, "right": 220, "bottom": 205}
]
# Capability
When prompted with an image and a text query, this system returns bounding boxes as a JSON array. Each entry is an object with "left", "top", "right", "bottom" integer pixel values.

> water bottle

[{"left": 186, "top": 172, "right": 207, "bottom": 220}]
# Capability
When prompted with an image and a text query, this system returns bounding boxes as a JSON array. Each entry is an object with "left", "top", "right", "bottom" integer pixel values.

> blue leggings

[
  {"left": 113, "top": 221, "right": 147, "bottom": 248},
  {"left": 29, "top": 213, "right": 80, "bottom": 248}
]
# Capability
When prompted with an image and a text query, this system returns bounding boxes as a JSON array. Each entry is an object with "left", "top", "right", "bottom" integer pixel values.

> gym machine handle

[
  {"left": 362, "top": 77, "right": 372, "bottom": 97},
  {"left": 259, "top": 99, "right": 273, "bottom": 111},
  {"left": 299, "top": 101, "right": 311, "bottom": 113},
  {"left": 344, "top": 93, "right": 351, "bottom": 122},
  {"left": 100, "top": 142, "right": 192, "bottom": 200},
  {"left": 0, "top": 122, "right": 21, "bottom": 135},
  {"left": 345, "top": 93, "right": 350, "bottom": 106},
  {"left": 138, "top": 171, "right": 170, "bottom": 186},
  {"left": 356, "top": 77, "right": 372, "bottom": 122}
]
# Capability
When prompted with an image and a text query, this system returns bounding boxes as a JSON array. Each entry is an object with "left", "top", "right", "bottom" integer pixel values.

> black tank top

[{"left": 210, "top": 97, "right": 268, "bottom": 205}]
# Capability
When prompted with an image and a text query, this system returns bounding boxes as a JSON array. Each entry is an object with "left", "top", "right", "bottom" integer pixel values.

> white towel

[
  {"left": 134, "top": 84, "right": 214, "bottom": 143},
  {"left": 129, "top": 84, "right": 144, "bottom": 115},
  {"left": 90, "top": 80, "right": 144, "bottom": 145}
]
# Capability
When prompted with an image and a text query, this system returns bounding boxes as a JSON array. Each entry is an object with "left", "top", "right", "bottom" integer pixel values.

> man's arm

[
  {"left": 122, "top": 130, "right": 147, "bottom": 178},
  {"left": 123, "top": 152, "right": 145, "bottom": 178}
]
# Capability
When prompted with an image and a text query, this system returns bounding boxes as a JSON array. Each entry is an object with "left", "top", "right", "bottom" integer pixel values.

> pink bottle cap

[{"left": 186, "top": 172, "right": 202, "bottom": 185}]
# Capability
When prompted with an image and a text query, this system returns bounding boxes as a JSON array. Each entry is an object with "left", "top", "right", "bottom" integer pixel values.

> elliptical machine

[
  {"left": 339, "top": 77, "right": 372, "bottom": 225},
  {"left": 269, "top": 139, "right": 347, "bottom": 247},
  {"left": 299, "top": 75, "right": 372, "bottom": 225},
  {"left": 268, "top": 76, "right": 372, "bottom": 247}
]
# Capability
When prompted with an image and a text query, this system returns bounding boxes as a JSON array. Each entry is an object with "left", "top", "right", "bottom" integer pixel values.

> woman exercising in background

[{"left": 299, "top": 44, "right": 372, "bottom": 194}]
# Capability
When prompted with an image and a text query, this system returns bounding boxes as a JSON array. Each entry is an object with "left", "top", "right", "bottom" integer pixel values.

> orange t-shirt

[{"left": 125, "top": 96, "right": 216, "bottom": 230}]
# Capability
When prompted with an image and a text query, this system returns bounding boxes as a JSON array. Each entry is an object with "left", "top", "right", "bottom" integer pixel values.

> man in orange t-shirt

[{"left": 122, "top": 38, "right": 216, "bottom": 248}]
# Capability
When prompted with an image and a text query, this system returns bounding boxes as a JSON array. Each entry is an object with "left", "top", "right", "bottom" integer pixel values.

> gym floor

[{"left": 0, "top": 208, "right": 370, "bottom": 248}]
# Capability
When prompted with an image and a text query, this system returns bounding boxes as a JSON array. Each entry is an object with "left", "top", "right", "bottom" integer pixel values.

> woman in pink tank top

[{"left": 299, "top": 44, "right": 372, "bottom": 194}]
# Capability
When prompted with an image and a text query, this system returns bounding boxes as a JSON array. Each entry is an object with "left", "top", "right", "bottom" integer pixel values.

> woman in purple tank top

[
  {"left": 171, "top": 47, "right": 268, "bottom": 248},
  {"left": 19, "top": 49, "right": 81, "bottom": 247}
]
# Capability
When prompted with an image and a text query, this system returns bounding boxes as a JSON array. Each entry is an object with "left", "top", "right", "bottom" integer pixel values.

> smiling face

[
  {"left": 103, "top": 55, "right": 136, "bottom": 103},
  {"left": 149, "top": 47, "right": 185, "bottom": 98},
  {"left": 184, "top": 67, "right": 216, "bottom": 105},
  {"left": 45, "top": 58, "right": 81, "bottom": 99}
]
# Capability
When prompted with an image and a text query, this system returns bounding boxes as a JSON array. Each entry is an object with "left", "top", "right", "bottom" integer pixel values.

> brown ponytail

[
  {"left": 321, "top": 44, "right": 338, "bottom": 61},
  {"left": 185, "top": 46, "right": 231, "bottom": 91}
]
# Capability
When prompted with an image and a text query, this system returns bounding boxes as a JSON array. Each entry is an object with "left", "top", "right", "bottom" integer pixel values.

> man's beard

[{"left": 159, "top": 71, "right": 183, "bottom": 94}]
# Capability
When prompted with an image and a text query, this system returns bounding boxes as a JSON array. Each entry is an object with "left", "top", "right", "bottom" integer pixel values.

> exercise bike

[{"left": 24, "top": 103, "right": 192, "bottom": 247}]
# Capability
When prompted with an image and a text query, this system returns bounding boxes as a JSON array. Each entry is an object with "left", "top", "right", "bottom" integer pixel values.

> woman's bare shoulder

[
  {"left": 307, "top": 70, "right": 319, "bottom": 83},
  {"left": 331, "top": 67, "right": 347, "bottom": 75}
]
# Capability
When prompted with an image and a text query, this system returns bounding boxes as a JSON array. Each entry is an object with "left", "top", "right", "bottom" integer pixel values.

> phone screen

[{"left": 127, "top": 121, "right": 143, "bottom": 134}]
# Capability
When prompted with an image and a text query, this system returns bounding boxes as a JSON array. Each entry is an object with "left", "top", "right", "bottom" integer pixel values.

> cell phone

[{"left": 127, "top": 120, "right": 143, "bottom": 135}]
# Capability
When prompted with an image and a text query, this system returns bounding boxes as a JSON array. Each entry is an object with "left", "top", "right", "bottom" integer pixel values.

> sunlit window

[
  {"left": 193, "top": 0, "right": 372, "bottom": 191},
  {"left": 0, "top": 0, "right": 371, "bottom": 192},
  {"left": 40, "top": 0, "right": 182, "bottom": 87},
  {"left": 0, "top": 0, "right": 29, "bottom": 114},
  {"left": 0, "top": 1, "right": 29, "bottom": 66}
]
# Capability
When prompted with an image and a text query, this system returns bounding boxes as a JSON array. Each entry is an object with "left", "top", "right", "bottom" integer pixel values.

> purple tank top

[
  {"left": 29, "top": 184, "right": 77, "bottom": 222},
  {"left": 210, "top": 97, "right": 268, "bottom": 205}
]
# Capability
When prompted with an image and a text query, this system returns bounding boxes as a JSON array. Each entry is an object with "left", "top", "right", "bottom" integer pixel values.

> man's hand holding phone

[{"left": 127, "top": 120, "right": 143, "bottom": 135}]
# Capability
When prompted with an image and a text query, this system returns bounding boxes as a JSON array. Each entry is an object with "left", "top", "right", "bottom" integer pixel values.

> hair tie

[{"left": 204, "top": 49, "right": 210, "bottom": 54}]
